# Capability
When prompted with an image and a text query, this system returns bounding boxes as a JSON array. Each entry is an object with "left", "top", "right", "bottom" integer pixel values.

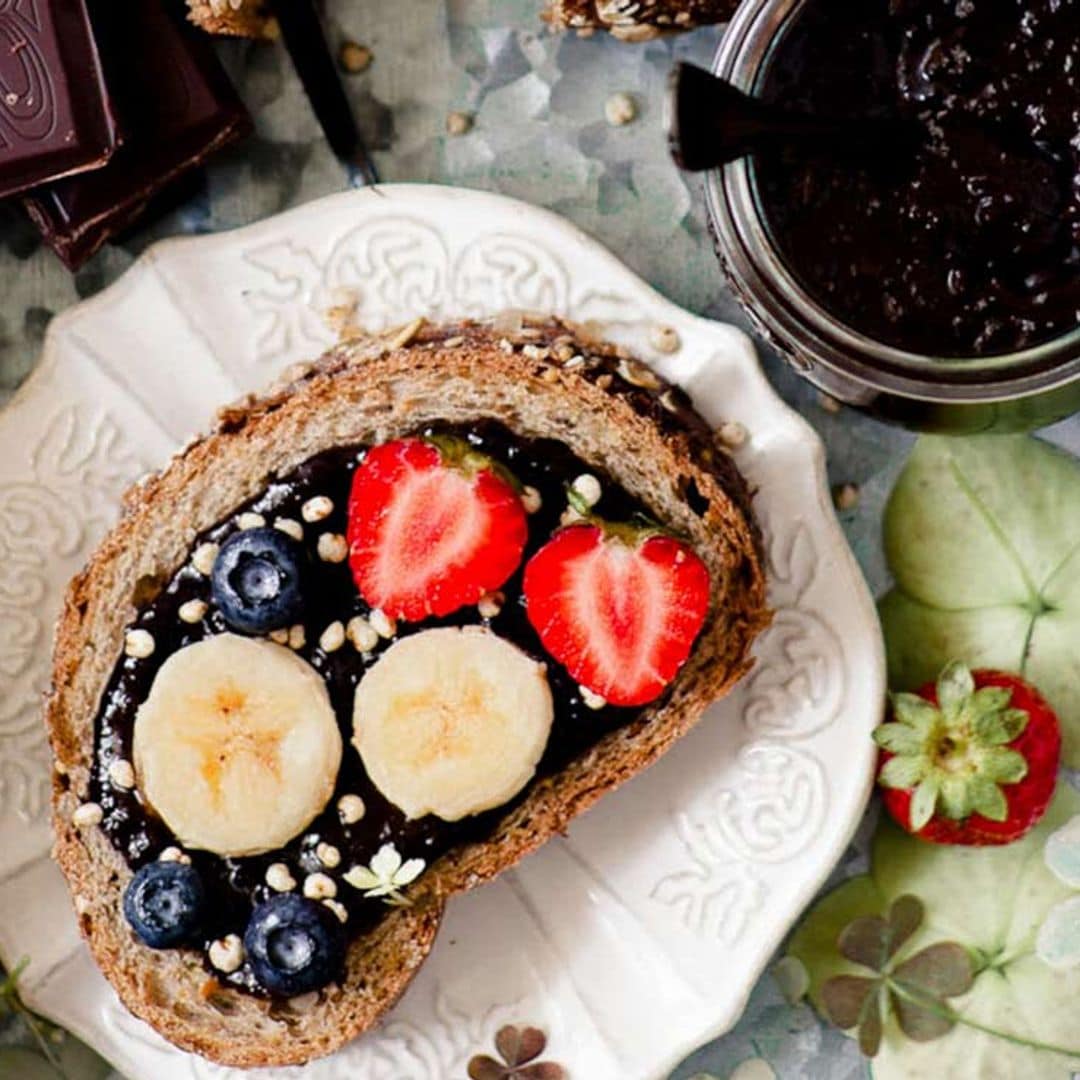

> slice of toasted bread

[
  {"left": 543, "top": 0, "right": 737, "bottom": 37},
  {"left": 46, "top": 316, "right": 768, "bottom": 1067}
]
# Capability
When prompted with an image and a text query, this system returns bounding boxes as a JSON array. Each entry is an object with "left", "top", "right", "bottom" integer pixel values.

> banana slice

[
  {"left": 133, "top": 634, "right": 342, "bottom": 857},
  {"left": 352, "top": 626, "right": 554, "bottom": 821}
]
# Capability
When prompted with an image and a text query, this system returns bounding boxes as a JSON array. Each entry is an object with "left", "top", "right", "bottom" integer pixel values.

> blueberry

[
  {"left": 211, "top": 527, "right": 306, "bottom": 633},
  {"left": 123, "top": 862, "right": 205, "bottom": 948},
  {"left": 244, "top": 894, "right": 344, "bottom": 996}
]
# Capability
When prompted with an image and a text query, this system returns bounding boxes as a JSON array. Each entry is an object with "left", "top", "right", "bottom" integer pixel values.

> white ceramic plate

[{"left": 0, "top": 185, "right": 883, "bottom": 1080}]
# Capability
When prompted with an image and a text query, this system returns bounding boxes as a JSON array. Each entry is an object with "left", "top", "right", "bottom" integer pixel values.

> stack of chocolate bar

[{"left": 2, "top": 0, "right": 251, "bottom": 269}]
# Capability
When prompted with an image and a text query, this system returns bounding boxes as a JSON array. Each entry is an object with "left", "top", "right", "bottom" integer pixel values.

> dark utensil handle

[
  {"left": 668, "top": 61, "right": 838, "bottom": 170},
  {"left": 271, "top": 0, "right": 378, "bottom": 184}
]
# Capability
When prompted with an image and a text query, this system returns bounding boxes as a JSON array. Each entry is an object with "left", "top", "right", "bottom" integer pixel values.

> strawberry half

[
  {"left": 347, "top": 437, "right": 528, "bottom": 621},
  {"left": 523, "top": 521, "right": 710, "bottom": 707},
  {"left": 874, "top": 662, "right": 1060, "bottom": 846}
]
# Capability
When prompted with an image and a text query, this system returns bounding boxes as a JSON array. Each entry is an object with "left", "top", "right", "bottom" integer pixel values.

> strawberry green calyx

[
  {"left": 423, "top": 434, "right": 522, "bottom": 492},
  {"left": 873, "top": 661, "right": 1029, "bottom": 830}
]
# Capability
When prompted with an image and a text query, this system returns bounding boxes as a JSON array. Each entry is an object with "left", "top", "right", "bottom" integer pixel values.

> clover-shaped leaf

[
  {"left": 881, "top": 435, "right": 1080, "bottom": 765},
  {"left": 468, "top": 1025, "right": 565, "bottom": 1080},
  {"left": 788, "top": 785, "right": 1080, "bottom": 1078},
  {"left": 819, "top": 895, "right": 973, "bottom": 1057}
]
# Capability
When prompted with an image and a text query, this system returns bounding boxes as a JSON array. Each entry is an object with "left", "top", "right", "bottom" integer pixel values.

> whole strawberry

[{"left": 873, "top": 661, "right": 1060, "bottom": 846}]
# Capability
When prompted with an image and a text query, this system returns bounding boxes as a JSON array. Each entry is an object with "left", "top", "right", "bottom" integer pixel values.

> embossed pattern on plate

[{"left": 0, "top": 185, "right": 883, "bottom": 1080}]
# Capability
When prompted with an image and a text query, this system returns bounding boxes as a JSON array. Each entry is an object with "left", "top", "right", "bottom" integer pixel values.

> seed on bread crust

[
  {"left": 302, "top": 495, "right": 334, "bottom": 523},
  {"left": 346, "top": 617, "right": 379, "bottom": 653},
  {"left": 317, "top": 533, "right": 348, "bottom": 563},
  {"left": 323, "top": 899, "right": 349, "bottom": 923},
  {"left": 209, "top": 935, "right": 245, "bottom": 974},
  {"left": 266, "top": 863, "right": 297, "bottom": 892},
  {"left": 191, "top": 542, "right": 219, "bottom": 576},
  {"left": 337, "top": 794, "right": 366, "bottom": 824},
  {"left": 178, "top": 599, "right": 208, "bottom": 624},
  {"left": 72, "top": 802, "right": 103, "bottom": 829},
  {"left": 274, "top": 517, "right": 304, "bottom": 541},
  {"left": 109, "top": 759, "right": 136, "bottom": 789},
  {"left": 319, "top": 621, "right": 345, "bottom": 653},
  {"left": 316, "top": 842, "right": 342, "bottom": 869},
  {"left": 369, "top": 609, "right": 397, "bottom": 639},
  {"left": 124, "top": 629, "right": 155, "bottom": 659},
  {"left": 303, "top": 872, "right": 337, "bottom": 900}
]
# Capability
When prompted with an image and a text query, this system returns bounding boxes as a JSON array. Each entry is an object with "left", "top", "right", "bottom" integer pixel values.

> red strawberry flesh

[
  {"left": 347, "top": 438, "right": 528, "bottom": 621},
  {"left": 524, "top": 524, "right": 710, "bottom": 707}
]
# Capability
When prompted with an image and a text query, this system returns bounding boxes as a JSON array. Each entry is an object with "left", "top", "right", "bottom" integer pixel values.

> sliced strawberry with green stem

[
  {"left": 523, "top": 520, "right": 710, "bottom": 707},
  {"left": 347, "top": 437, "right": 528, "bottom": 621}
]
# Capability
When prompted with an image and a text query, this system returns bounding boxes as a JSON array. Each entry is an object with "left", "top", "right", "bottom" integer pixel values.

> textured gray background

[{"left": 0, "top": 3, "right": 1074, "bottom": 1077}]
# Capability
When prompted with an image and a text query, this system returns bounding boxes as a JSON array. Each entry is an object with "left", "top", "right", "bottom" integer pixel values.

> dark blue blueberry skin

[
  {"left": 211, "top": 527, "right": 306, "bottom": 634},
  {"left": 244, "top": 894, "right": 344, "bottom": 996},
  {"left": 123, "top": 862, "right": 205, "bottom": 949}
]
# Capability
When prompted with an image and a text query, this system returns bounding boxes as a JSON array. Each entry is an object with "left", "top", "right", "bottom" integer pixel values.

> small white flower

[
  {"left": 571, "top": 473, "right": 602, "bottom": 508},
  {"left": 159, "top": 846, "right": 191, "bottom": 865},
  {"left": 344, "top": 843, "right": 425, "bottom": 904},
  {"left": 109, "top": 759, "right": 136, "bottom": 790},
  {"left": 237, "top": 511, "right": 266, "bottom": 530},
  {"left": 303, "top": 872, "right": 337, "bottom": 900},
  {"left": 323, "top": 898, "right": 349, "bottom": 924},
  {"left": 266, "top": 863, "right": 297, "bottom": 892}
]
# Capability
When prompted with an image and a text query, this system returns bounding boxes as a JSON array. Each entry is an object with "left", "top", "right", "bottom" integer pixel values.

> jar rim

[{"left": 704, "top": 0, "right": 1080, "bottom": 405}]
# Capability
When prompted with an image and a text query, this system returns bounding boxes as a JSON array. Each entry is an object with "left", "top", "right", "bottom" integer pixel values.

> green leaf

[
  {"left": 893, "top": 943, "right": 975, "bottom": 999},
  {"left": 982, "top": 748, "right": 1028, "bottom": 785},
  {"left": 969, "top": 775, "right": 1009, "bottom": 822},
  {"left": 1043, "top": 815, "right": 1080, "bottom": 888},
  {"left": 790, "top": 786, "right": 1080, "bottom": 1078},
  {"left": 889, "top": 989, "right": 956, "bottom": 1043},
  {"left": 874, "top": 722, "right": 926, "bottom": 756},
  {"left": 881, "top": 435, "right": 1080, "bottom": 768},
  {"left": 858, "top": 992, "right": 884, "bottom": 1058},
  {"left": 822, "top": 974, "right": 880, "bottom": 1029},
  {"left": 910, "top": 777, "right": 940, "bottom": 830},
  {"left": 879, "top": 755, "right": 926, "bottom": 790},
  {"left": 937, "top": 662, "right": 976, "bottom": 719},
  {"left": 938, "top": 775, "right": 973, "bottom": 821},
  {"left": 887, "top": 895, "right": 924, "bottom": 958},
  {"left": 969, "top": 685, "right": 1014, "bottom": 716},
  {"left": 1035, "top": 895, "right": 1080, "bottom": 971},
  {"left": 973, "top": 707, "right": 1026, "bottom": 747},
  {"left": 838, "top": 914, "right": 889, "bottom": 971},
  {"left": 772, "top": 955, "right": 810, "bottom": 1004},
  {"left": 890, "top": 693, "right": 940, "bottom": 733}
]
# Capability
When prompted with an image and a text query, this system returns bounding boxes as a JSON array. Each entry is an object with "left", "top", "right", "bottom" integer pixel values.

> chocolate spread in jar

[{"left": 753, "top": 0, "right": 1080, "bottom": 358}]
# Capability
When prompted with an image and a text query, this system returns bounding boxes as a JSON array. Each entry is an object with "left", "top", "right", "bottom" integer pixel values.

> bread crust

[{"left": 46, "top": 317, "right": 768, "bottom": 1067}]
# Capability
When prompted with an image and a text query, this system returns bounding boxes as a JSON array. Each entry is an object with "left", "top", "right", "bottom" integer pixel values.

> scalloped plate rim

[{"left": 0, "top": 183, "right": 883, "bottom": 1079}]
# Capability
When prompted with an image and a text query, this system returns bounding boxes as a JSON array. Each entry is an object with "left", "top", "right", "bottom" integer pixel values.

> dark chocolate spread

[
  {"left": 754, "top": 0, "right": 1080, "bottom": 358},
  {"left": 90, "top": 421, "right": 657, "bottom": 995}
]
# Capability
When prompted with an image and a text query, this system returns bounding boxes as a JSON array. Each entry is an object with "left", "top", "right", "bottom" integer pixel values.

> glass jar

[{"left": 699, "top": 0, "right": 1080, "bottom": 433}]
